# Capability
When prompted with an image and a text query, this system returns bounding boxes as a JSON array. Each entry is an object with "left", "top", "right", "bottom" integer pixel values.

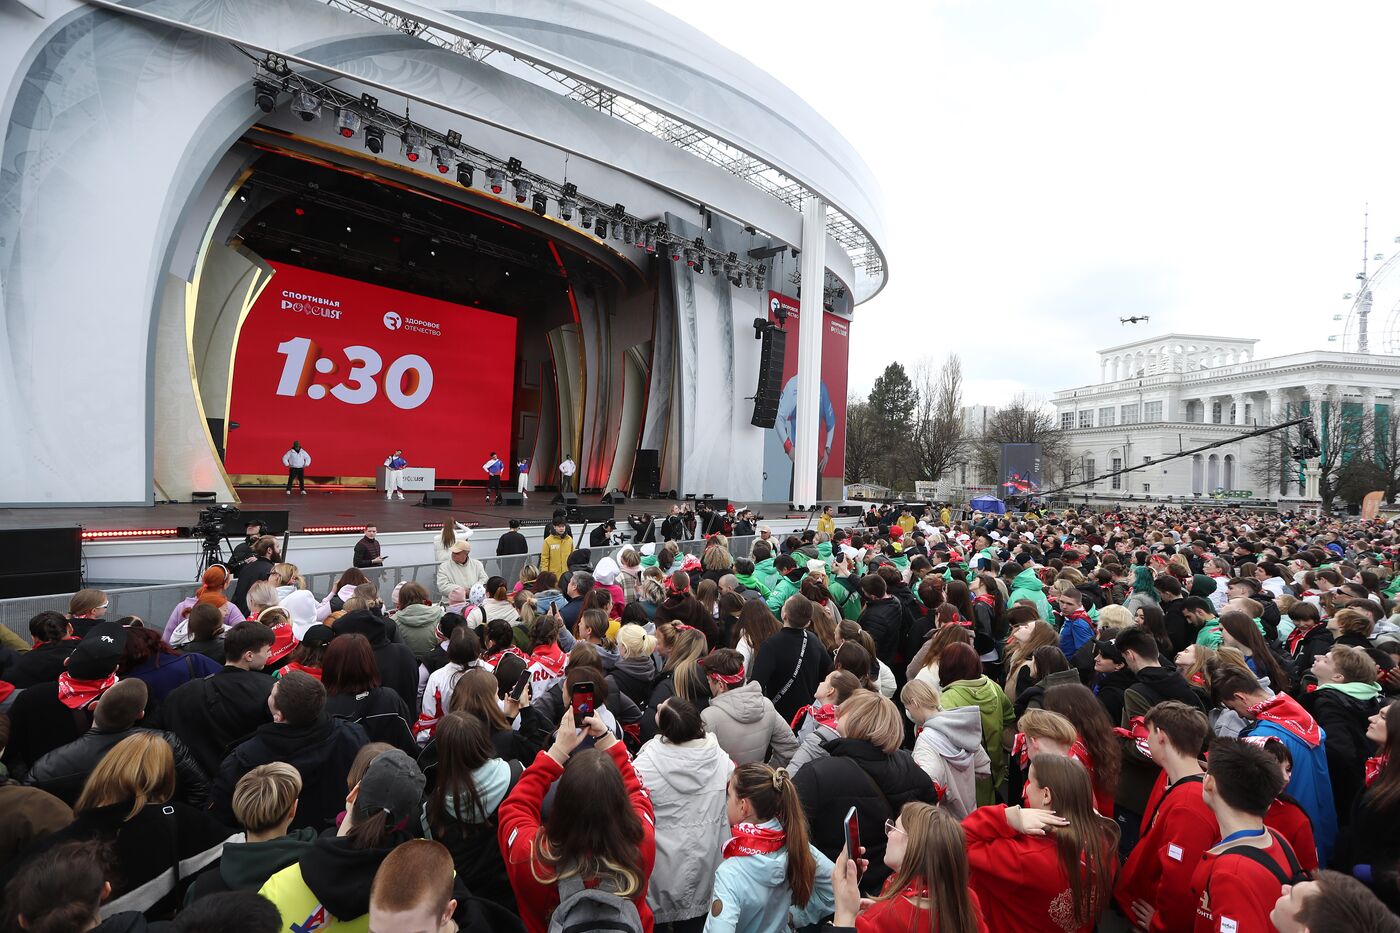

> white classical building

[{"left": 1053, "top": 334, "right": 1400, "bottom": 501}]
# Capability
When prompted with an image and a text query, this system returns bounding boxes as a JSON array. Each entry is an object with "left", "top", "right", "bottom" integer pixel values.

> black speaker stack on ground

[
  {"left": 567, "top": 504, "right": 616, "bottom": 523},
  {"left": 633, "top": 449, "right": 661, "bottom": 498},
  {"left": 602, "top": 490, "right": 627, "bottom": 504},
  {"left": 421, "top": 491, "right": 453, "bottom": 507},
  {"left": 551, "top": 492, "right": 580, "bottom": 506},
  {"left": 500, "top": 491, "right": 524, "bottom": 506},
  {"left": 0, "top": 527, "right": 81, "bottom": 598},
  {"left": 750, "top": 325, "right": 787, "bottom": 428}
]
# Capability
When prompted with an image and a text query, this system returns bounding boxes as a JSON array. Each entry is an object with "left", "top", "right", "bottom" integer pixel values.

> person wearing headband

[{"left": 700, "top": 648, "right": 798, "bottom": 767}]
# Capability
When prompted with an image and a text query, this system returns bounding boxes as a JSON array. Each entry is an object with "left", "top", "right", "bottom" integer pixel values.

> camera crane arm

[{"left": 1040, "top": 416, "right": 1318, "bottom": 498}]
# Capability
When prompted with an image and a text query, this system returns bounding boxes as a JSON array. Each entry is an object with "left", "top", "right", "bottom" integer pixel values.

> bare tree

[
  {"left": 844, "top": 395, "right": 878, "bottom": 486},
  {"left": 1316, "top": 401, "right": 1372, "bottom": 509},
  {"left": 973, "top": 394, "right": 1066, "bottom": 486},
  {"left": 1248, "top": 427, "right": 1297, "bottom": 498},
  {"left": 1373, "top": 410, "right": 1400, "bottom": 504},
  {"left": 912, "top": 355, "right": 966, "bottom": 483}
]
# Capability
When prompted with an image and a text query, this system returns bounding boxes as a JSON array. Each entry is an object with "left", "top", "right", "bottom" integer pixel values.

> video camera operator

[
  {"left": 589, "top": 519, "right": 621, "bottom": 548},
  {"left": 628, "top": 512, "right": 657, "bottom": 544},
  {"left": 229, "top": 519, "right": 265, "bottom": 572},
  {"left": 660, "top": 505, "right": 687, "bottom": 542}
]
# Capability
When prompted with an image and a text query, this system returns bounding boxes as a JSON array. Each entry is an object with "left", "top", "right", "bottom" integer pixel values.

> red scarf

[
  {"left": 973, "top": 593, "right": 996, "bottom": 607},
  {"left": 57, "top": 671, "right": 118, "bottom": 709},
  {"left": 481, "top": 645, "right": 529, "bottom": 671},
  {"left": 1286, "top": 626, "right": 1312, "bottom": 654},
  {"left": 790, "top": 702, "right": 838, "bottom": 732},
  {"left": 1367, "top": 753, "right": 1389, "bottom": 787},
  {"left": 1247, "top": 693, "right": 1322, "bottom": 747},
  {"left": 278, "top": 661, "right": 322, "bottom": 680},
  {"left": 530, "top": 643, "right": 567, "bottom": 676},
  {"left": 723, "top": 822, "right": 786, "bottom": 858},
  {"left": 0, "top": 680, "right": 13, "bottom": 704}
]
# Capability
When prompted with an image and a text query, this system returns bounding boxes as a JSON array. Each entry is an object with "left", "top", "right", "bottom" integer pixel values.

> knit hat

[
  {"left": 806, "top": 559, "right": 827, "bottom": 576},
  {"left": 354, "top": 749, "right": 426, "bottom": 829},
  {"left": 594, "top": 556, "right": 620, "bottom": 586},
  {"left": 67, "top": 623, "right": 127, "bottom": 680}
]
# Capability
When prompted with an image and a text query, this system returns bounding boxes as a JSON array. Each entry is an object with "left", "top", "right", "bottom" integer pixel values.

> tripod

[{"left": 197, "top": 534, "right": 228, "bottom": 576}]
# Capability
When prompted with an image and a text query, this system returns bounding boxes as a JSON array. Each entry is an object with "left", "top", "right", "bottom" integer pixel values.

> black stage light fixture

[
  {"left": 254, "top": 81, "right": 279, "bottom": 113},
  {"left": 506, "top": 157, "right": 523, "bottom": 174},
  {"left": 291, "top": 90, "right": 321, "bottom": 121},
  {"left": 532, "top": 192, "right": 548, "bottom": 216},
  {"left": 445, "top": 129, "right": 463, "bottom": 149},
  {"left": 643, "top": 226, "right": 657, "bottom": 251},
  {"left": 364, "top": 126, "right": 385, "bottom": 153},
  {"left": 335, "top": 108, "right": 361, "bottom": 138},
  {"left": 512, "top": 177, "right": 531, "bottom": 204},
  {"left": 456, "top": 162, "right": 474, "bottom": 187},
  {"left": 486, "top": 167, "right": 505, "bottom": 194},
  {"left": 695, "top": 258, "right": 705, "bottom": 274},
  {"left": 671, "top": 240, "right": 683, "bottom": 262},
  {"left": 432, "top": 146, "right": 452, "bottom": 174},
  {"left": 579, "top": 206, "right": 594, "bottom": 230},
  {"left": 623, "top": 222, "right": 635, "bottom": 245},
  {"left": 558, "top": 183, "right": 577, "bottom": 221}
]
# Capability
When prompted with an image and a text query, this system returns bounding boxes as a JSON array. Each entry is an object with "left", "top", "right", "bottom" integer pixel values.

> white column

[
  {"left": 792, "top": 196, "right": 827, "bottom": 509},
  {"left": 1233, "top": 393, "right": 1248, "bottom": 425},
  {"left": 1307, "top": 384, "right": 1326, "bottom": 436}
]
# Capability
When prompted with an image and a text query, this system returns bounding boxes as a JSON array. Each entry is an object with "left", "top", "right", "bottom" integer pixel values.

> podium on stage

[{"left": 375, "top": 466, "right": 436, "bottom": 492}]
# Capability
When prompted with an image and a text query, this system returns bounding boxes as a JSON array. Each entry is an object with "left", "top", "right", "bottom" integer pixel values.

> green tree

[{"left": 867, "top": 362, "right": 918, "bottom": 488}]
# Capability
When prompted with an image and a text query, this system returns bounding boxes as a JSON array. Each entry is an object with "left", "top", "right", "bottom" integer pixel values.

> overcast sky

[{"left": 669, "top": 1, "right": 1400, "bottom": 405}]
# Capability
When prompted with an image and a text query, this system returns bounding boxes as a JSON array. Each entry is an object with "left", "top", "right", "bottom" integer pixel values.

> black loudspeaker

[
  {"left": 632, "top": 449, "right": 661, "bottom": 498},
  {"left": 568, "top": 504, "right": 615, "bottom": 523},
  {"left": 551, "top": 492, "right": 580, "bottom": 506},
  {"left": 838, "top": 504, "right": 863, "bottom": 516},
  {"left": 500, "top": 491, "right": 524, "bottom": 506},
  {"left": 634, "top": 449, "right": 660, "bottom": 472},
  {"left": 0, "top": 526, "right": 82, "bottom": 598},
  {"left": 750, "top": 326, "right": 787, "bottom": 428},
  {"left": 602, "top": 490, "right": 627, "bottom": 504},
  {"left": 701, "top": 497, "right": 729, "bottom": 511},
  {"left": 421, "top": 491, "right": 454, "bottom": 507}
]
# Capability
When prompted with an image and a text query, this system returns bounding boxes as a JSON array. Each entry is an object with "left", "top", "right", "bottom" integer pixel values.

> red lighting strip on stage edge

[
  {"left": 301, "top": 525, "right": 368, "bottom": 535},
  {"left": 82, "top": 528, "right": 180, "bottom": 540}
]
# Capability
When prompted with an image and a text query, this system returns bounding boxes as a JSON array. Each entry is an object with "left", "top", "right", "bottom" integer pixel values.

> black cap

[
  {"left": 300, "top": 624, "right": 336, "bottom": 647},
  {"left": 67, "top": 622, "right": 127, "bottom": 679}
]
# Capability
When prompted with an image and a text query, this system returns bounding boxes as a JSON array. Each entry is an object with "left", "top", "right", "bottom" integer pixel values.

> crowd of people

[{"left": 4, "top": 501, "right": 1400, "bottom": 931}]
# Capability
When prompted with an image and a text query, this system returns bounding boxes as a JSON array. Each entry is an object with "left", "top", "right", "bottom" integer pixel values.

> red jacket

[
  {"left": 1265, "top": 796, "right": 1318, "bottom": 874},
  {"left": 964, "top": 805, "right": 1112, "bottom": 933},
  {"left": 854, "top": 885, "right": 989, "bottom": 932},
  {"left": 1113, "top": 770, "right": 1217, "bottom": 933},
  {"left": 1188, "top": 830, "right": 1297, "bottom": 932},
  {"left": 498, "top": 742, "right": 656, "bottom": 933}
]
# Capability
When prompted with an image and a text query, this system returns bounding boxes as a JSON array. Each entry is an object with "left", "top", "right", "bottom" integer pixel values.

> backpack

[
  {"left": 1205, "top": 829, "right": 1307, "bottom": 899},
  {"left": 547, "top": 875, "right": 644, "bottom": 933}
]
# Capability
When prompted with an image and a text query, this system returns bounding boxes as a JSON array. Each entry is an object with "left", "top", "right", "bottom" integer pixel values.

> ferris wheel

[{"left": 1339, "top": 243, "right": 1400, "bottom": 354}]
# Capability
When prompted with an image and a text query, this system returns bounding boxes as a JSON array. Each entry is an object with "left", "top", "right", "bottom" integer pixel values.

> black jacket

[
  {"left": 660, "top": 515, "right": 686, "bottom": 542},
  {"left": 749, "top": 627, "right": 833, "bottom": 723},
  {"left": 294, "top": 834, "right": 398, "bottom": 924},
  {"left": 1121, "top": 664, "right": 1206, "bottom": 726},
  {"left": 1300, "top": 685, "right": 1382, "bottom": 825},
  {"left": 3, "top": 681, "right": 94, "bottom": 772},
  {"left": 638, "top": 669, "right": 709, "bottom": 743},
  {"left": 1159, "top": 598, "right": 1192, "bottom": 655},
  {"left": 156, "top": 666, "right": 275, "bottom": 775},
  {"left": 608, "top": 656, "right": 659, "bottom": 708},
  {"left": 211, "top": 714, "right": 369, "bottom": 831},
  {"left": 1342, "top": 789, "right": 1400, "bottom": 913},
  {"left": 1287, "top": 625, "right": 1334, "bottom": 677},
  {"left": 857, "top": 599, "right": 902, "bottom": 665},
  {"left": 332, "top": 610, "right": 420, "bottom": 712},
  {"left": 325, "top": 687, "right": 417, "bottom": 758},
  {"left": 1091, "top": 668, "right": 1137, "bottom": 729},
  {"left": 352, "top": 536, "right": 382, "bottom": 569},
  {"left": 495, "top": 530, "right": 529, "bottom": 556},
  {"left": 28, "top": 725, "right": 209, "bottom": 807},
  {"left": 231, "top": 558, "right": 275, "bottom": 615},
  {"left": 791, "top": 737, "right": 939, "bottom": 894},
  {"left": 5, "top": 639, "right": 78, "bottom": 688}
]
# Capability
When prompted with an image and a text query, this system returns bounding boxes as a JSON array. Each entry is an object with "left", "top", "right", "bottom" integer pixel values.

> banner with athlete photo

[
  {"left": 225, "top": 263, "right": 516, "bottom": 479},
  {"left": 765, "top": 291, "right": 851, "bottom": 481}
]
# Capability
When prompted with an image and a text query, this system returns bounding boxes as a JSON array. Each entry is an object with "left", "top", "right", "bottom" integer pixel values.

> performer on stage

[
  {"left": 282, "top": 441, "right": 311, "bottom": 495},
  {"left": 483, "top": 452, "right": 504, "bottom": 504},
  {"left": 516, "top": 457, "right": 531, "bottom": 500},
  {"left": 384, "top": 449, "right": 408, "bottom": 501},
  {"left": 559, "top": 454, "right": 577, "bottom": 495}
]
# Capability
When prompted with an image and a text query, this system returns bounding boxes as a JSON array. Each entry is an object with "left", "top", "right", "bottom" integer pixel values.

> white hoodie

[
  {"left": 912, "top": 706, "right": 991, "bottom": 820},
  {"left": 315, "top": 584, "right": 358, "bottom": 622}
]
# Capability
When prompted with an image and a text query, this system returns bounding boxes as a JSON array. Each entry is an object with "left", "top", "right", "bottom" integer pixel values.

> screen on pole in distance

[{"left": 224, "top": 263, "right": 516, "bottom": 479}]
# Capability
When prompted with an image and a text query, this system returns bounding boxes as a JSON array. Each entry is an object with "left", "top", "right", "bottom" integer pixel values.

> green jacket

[
  {"left": 828, "top": 579, "right": 862, "bottom": 621},
  {"left": 734, "top": 571, "right": 771, "bottom": 597},
  {"left": 766, "top": 575, "right": 799, "bottom": 614},
  {"left": 393, "top": 602, "right": 445, "bottom": 661},
  {"left": 754, "top": 557, "right": 780, "bottom": 593},
  {"left": 938, "top": 675, "right": 1015, "bottom": 804},
  {"left": 1007, "top": 567, "right": 1053, "bottom": 622}
]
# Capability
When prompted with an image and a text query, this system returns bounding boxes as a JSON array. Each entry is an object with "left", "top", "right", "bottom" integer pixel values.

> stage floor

[{"left": 0, "top": 489, "right": 813, "bottom": 537}]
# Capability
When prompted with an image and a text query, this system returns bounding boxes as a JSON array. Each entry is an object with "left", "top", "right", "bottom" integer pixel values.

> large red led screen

[{"left": 225, "top": 263, "right": 516, "bottom": 479}]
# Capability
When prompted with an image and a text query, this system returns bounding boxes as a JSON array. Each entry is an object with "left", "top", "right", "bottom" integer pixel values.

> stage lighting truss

[{"left": 251, "top": 63, "right": 769, "bottom": 286}]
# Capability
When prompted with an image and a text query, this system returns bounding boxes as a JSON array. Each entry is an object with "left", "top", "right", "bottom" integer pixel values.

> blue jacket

[
  {"left": 1057, "top": 612, "right": 1095, "bottom": 660},
  {"left": 1244, "top": 719, "right": 1338, "bottom": 866},
  {"left": 705, "top": 819, "right": 835, "bottom": 933}
]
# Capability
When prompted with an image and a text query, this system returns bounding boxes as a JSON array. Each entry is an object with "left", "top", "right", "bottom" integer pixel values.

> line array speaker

[{"left": 750, "top": 326, "right": 787, "bottom": 428}]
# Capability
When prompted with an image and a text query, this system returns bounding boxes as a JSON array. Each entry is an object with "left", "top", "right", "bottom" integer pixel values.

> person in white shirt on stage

[
  {"left": 282, "top": 441, "right": 311, "bottom": 495},
  {"left": 559, "top": 454, "right": 577, "bottom": 494},
  {"left": 483, "top": 452, "right": 505, "bottom": 504},
  {"left": 516, "top": 457, "right": 531, "bottom": 500},
  {"left": 384, "top": 449, "right": 408, "bottom": 500}
]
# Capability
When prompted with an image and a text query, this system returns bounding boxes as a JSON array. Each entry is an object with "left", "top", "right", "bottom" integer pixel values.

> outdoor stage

[{"left": 0, "top": 489, "right": 818, "bottom": 538}]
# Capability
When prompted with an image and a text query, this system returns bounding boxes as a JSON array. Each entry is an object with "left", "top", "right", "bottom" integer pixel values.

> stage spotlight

[
  {"left": 610, "top": 220, "right": 622, "bottom": 241},
  {"left": 364, "top": 125, "right": 384, "bottom": 153},
  {"left": 486, "top": 168, "right": 505, "bottom": 194},
  {"left": 512, "top": 177, "right": 531, "bottom": 204},
  {"left": 671, "top": 241, "right": 683, "bottom": 262},
  {"left": 432, "top": 146, "right": 452, "bottom": 173},
  {"left": 532, "top": 192, "right": 548, "bottom": 215},
  {"left": 291, "top": 90, "right": 321, "bottom": 121},
  {"left": 402, "top": 129, "right": 424, "bottom": 162},
  {"left": 254, "top": 81, "right": 279, "bottom": 113},
  {"left": 643, "top": 227, "right": 657, "bottom": 251},
  {"left": 558, "top": 197, "right": 576, "bottom": 221},
  {"left": 623, "top": 222, "right": 634, "bottom": 244},
  {"left": 695, "top": 258, "right": 705, "bottom": 274},
  {"left": 579, "top": 207, "right": 595, "bottom": 230},
  {"left": 684, "top": 247, "right": 698, "bottom": 268},
  {"left": 456, "top": 162, "right": 474, "bottom": 187},
  {"left": 335, "top": 108, "right": 361, "bottom": 138}
]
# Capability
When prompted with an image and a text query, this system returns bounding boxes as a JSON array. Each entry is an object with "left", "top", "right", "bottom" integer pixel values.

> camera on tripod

[{"left": 191, "top": 504, "right": 243, "bottom": 540}]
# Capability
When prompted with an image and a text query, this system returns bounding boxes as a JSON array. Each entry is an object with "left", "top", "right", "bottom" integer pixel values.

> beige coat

[{"left": 700, "top": 681, "right": 798, "bottom": 766}]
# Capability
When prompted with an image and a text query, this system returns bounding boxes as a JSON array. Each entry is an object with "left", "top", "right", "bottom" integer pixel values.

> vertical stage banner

[{"left": 765, "top": 292, "right": 850, "bottom": 489}]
